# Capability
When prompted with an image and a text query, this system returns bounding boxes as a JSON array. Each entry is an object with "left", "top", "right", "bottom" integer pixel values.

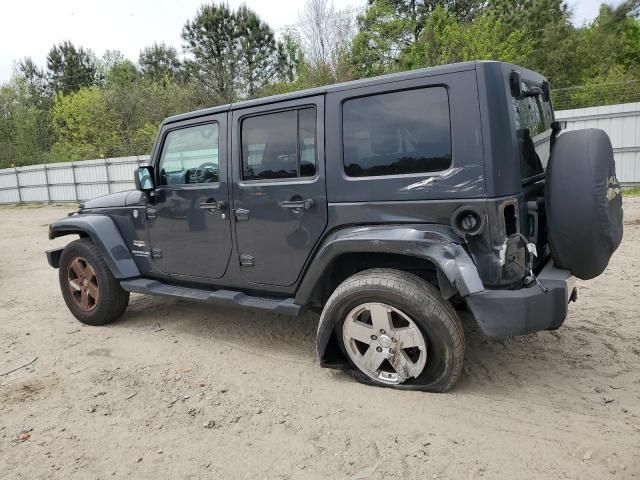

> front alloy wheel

[
  {"left": 58, "top": 239, "right": 130, "bottom": 326},
  {"left": 67, "top": 257, "right": 100, "bottom": 311}
]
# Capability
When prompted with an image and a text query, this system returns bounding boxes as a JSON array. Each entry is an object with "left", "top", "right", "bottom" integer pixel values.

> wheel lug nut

[
  {"left": 376, "top": 346, "right": 382, "bottom": 352},
  {"left": 380, "top": 329, "right": 386, "bottom": 334},
  {"left": 389, "top": 348, "right": 395, "bottom": 354},
  {"left": 392, "top": 337, "right": 397, "bottom": 343},
  {"left": 371, "top": 334, "right": 377, "bottom": 340}
]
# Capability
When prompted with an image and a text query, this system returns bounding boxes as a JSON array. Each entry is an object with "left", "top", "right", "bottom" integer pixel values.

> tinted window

[
  {"left": 158, "top": 123, "right": 219, "bottom": 186},
  {"left": 513, "top": 82, "right": 553, "bottom": 179},
  {"left": 242, "top": 108, "right": 317, "bottom": 181},
  {"left": 342, "top": 88, "right": 451, "bottom": 177}
]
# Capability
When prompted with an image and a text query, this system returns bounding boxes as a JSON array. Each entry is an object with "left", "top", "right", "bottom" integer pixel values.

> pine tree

[
  {"left": 181, "top": 3, "right": 291, "bottom": 102},
  {"left": 46, "top": 41, "right": 98, "bottom": 94},
  {"left": 139, "top": 43, "right": 184, "bottom": 82}
]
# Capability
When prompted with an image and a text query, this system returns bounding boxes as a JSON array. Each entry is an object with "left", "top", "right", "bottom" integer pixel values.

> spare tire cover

[{"left": 546, "top": 128, "right": 623, "bottom": 280}]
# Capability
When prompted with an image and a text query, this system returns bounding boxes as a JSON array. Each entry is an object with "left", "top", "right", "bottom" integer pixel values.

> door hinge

[
  {"left": 234, "top": 208, "right": 250, "bottom": 221},
  {"left": 239, "top": 254, "right": 254, "bottom": 267},
  {"left": 151, "top": 248, "right": 162, "bottom": 259}
]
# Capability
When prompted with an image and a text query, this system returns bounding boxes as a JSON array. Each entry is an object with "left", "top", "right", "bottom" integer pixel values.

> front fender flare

[
  {"left": 48, "top": 214, "right": 140, "bottom": 279},
  {"left": 293, "top": 224, "right": 485, "bottom": 366}
]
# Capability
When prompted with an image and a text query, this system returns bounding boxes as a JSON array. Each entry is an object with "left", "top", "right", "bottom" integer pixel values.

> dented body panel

[{"left": 295, "top": 224, "right": 483, "bottom": 307}]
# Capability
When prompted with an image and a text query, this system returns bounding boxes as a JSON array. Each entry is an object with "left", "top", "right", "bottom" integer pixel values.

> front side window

[
  {"left": 342, "top": 87, "right": 452, "bottom": 177},
  {"left": 241, "top": 108, "right": 317, "bottom": 181},
  {"left": 158, "top": 123, "right": 219, "bottom": 186}
]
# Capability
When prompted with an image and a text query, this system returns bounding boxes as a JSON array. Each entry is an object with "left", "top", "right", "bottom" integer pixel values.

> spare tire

[{"left": 546, "top": 128, "right": 623, "bottom": 280}]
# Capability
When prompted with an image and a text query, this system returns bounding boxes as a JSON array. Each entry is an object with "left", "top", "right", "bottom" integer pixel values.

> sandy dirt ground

[{"left": 0, "top": 199, "right": 639, "bottom": 480}]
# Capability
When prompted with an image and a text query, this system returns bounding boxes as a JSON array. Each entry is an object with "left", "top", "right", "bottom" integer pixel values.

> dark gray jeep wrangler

[{"left": 46, "top": 61, "right": 623, "bottom": 392}]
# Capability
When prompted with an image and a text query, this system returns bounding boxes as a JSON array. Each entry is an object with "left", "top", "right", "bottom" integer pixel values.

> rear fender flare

[
  {"left": 48, "top": 214, "right": 140, "bottom": 279},
  {"left": 294, "top": 224, "right": 484, "bottom": 365}
]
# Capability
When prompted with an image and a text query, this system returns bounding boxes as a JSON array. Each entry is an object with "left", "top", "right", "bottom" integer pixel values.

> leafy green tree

[
  {"left": 406, "top": 7, "right": 532, "bottom": 67},
  {"left": 0, "top": 83, "right": 20, "bottom": 167},
  {"left": 139, "top": 43, "right": 184, "bottom": 82},
  {"left": 98, "top": 50, "right": 139, "bottom": 86},
  {"left": 0, "top": 78, "right": 54, "bottom": 167},
  {"left": 352, "top": 0, "right": 486, "bottom": 76},
  {"left": 47, "top": 41, "right": 99, "bottom": 94},
  {"left": 132, "top": 122, "right": 160, "bottom": 153},
  {"left": 491, "top": 0, "right": 580, "bottom": 87},
  {"left": 554, "top": 67, "right": 640, "bottom": 109},
  {"left": 50, "top": 86, "right": 121, "bottom": 160},
  {"left": 577, "top": 3, "right": 640, "bottom": 81}
]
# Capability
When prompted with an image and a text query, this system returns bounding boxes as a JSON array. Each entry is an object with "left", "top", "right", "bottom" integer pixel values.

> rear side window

[
  {"left": 241, "top": 108, "right": 317, "bottom": 181},
  {"left": 342, "top": 87, "right": 451, "bottom": 177}
]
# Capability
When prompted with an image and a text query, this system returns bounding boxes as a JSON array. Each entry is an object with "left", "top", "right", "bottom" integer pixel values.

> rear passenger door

[{"left": 231, "top": 97, "right": 327, "bottom": 286}]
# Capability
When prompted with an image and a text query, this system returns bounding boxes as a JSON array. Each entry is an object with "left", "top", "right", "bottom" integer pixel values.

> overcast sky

[{"left": 0, "top": 0, "right": 619, "bottom": 83}]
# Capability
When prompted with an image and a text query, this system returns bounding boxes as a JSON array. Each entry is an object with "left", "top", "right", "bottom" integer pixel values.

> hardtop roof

[{"left": 163, "top": 60, "right": 497, "bottom": 125}]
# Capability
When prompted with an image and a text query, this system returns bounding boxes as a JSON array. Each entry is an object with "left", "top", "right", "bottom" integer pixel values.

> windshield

[{"left": 512, "top": 82, "right": 554, "bottom": 181}]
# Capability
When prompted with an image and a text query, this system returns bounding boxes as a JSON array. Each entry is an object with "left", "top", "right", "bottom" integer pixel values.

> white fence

[
  {"left": 0, "top": 102, "right": 639, "bottom": 205},
  {"left": 0, "top": 156, "right": 149, "bottom": 204},
  {"left": 556, "top": 101, "right": 640, "bottom": 186}
]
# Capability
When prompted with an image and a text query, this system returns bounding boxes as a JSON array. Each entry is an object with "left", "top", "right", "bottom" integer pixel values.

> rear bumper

[{"left": 466, "top": 261, "right": 576, "bottom": 336}]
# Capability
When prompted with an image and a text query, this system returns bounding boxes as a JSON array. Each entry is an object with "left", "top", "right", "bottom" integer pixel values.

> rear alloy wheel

[
  {"left": 323, "top": 268, "right": 464, "bottom": 392},
  {"left": 59, "top": 239, "right": 129, "bottom": 326},
  {"left": 342, "top": 302, "right": 427, "bottom": 385}
]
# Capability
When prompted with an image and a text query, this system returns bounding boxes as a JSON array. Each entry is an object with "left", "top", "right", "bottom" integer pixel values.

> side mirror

[
  {"left": 542, "top": 81, "right": 551, "bottom": 102},
  {"left": 134, "top": 166, "right": 155, "bottom": 192},
  {"left": 509, "top": 71, "right": 522, "bottom": 98}
]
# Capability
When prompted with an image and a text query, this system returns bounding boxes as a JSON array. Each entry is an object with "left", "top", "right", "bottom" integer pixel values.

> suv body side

[
  {"left": 47, "top": 60, "right": 617, "bottom": 390},
  {"left": 48, "top": 60, "right": 555, "bottom": 313}
]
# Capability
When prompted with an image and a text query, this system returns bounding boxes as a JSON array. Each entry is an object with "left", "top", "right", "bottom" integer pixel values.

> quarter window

[
  {"left": 342, "top": 87, "right": 452, "bottom": 177},
  {"left": 158, "top": 123, "right": 219, "bottom": 186},
  {"left": 241, "top": 108, "right": 317, "bottom": 181},
  {"left": 513, "top": 83, "right": 553, "bottom": 179}
]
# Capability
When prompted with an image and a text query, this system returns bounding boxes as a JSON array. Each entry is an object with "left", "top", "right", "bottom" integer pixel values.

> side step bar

[{"left": 120, "top": 278, "right": 302, "bottom": 316}]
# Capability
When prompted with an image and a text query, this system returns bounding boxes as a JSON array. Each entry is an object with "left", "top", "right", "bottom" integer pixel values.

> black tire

[
  {"left": 546, "top": 128, "right": 623, "bottom": 280},
  {"left": 322, "top": 268, "right": 464, "bottom": 392},
  {"left": 58, "top": 238, "right": 130, "bottom": 326}
]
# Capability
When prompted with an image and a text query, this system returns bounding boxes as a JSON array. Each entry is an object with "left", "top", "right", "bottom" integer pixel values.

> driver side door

[{"left": 145, "top": 113, "right": 232, "bottom": 280}]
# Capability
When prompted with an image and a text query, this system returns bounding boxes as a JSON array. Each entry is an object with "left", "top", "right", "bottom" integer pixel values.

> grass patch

[{"left": 623, "top": 186, "right": 640, "bottom": 196}]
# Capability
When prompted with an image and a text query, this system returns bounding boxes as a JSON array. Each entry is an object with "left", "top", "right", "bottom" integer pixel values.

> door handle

[
  {"left": 146, "top": 207, "right": 158, "bottom": 219},
  {"left": 200, "top": 199, "right": 226, "bottom": 211},
  {"left": 281, "top": 198, "right": 314, "bottom": 210}
]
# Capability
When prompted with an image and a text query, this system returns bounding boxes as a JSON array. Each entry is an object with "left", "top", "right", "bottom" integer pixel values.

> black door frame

[
  {"left": 145, "top": 111, "right": 233, "bottom": 280},
  {"left": 230, "top": 95, "right": 328, "bottom": 287}
]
